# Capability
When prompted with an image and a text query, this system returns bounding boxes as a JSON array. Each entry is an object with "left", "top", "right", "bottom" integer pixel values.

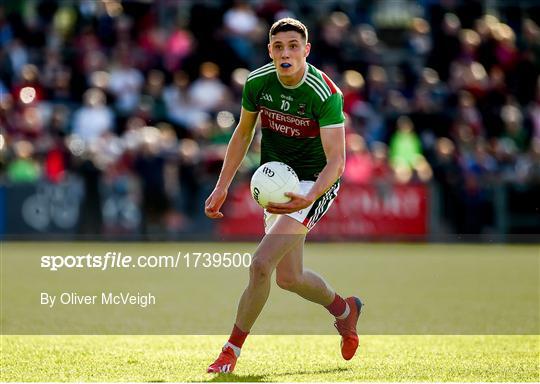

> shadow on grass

[
  {"left": 204, "top": 373, "right": 266, "bottom": 382},
  {"left": 195, "top": 366, "right": 350, "bottom": 382},
  {"left": 273, "top": 366, "right": 350, "bottom": 377}
]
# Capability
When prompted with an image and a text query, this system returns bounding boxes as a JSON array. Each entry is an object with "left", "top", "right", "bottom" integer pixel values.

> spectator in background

[
  {"left": 107, "top": 47, "right": 144, "bottom": 116},
  {"left": 316, "top": 11, "right": 350, "bottom": 70},
  {"left": 478, "top": 66, "right": 507, "bottom": 138},
  {"left": 528, "top": 81, "right": 540, "bottom": 141},
  {"left": 75, "top": 25, "right": 105, "bottom": 74},
  {"left": 178, "top": 138, "right": 202, "bottom": 219},
  {"left": 138, "top": 22, "right": 167, "bottom": 70},
  {"left": 493, "top": 22, "right": 519, "bottom": 73},
  {"left": 521, "top": 138, "right": 540, "bottom": 183},
  {"left": 406, "top": 17, "right": 432, "bottom": 76},
  {"left": 494, "top": 137, "right": 520, "bottom": 182},
  {"left": 370, "top": 141, "right": 392, "bottom": 182},
  {"left": 0, "top": 91, "right": 14, "bottom": 134},
  {"left": 474, "top": 15, "right": 499, "bottom": 72},
  {"left": 7, "top": 140, "right": 40, "bottom": 183},
  {"left": 163, "top": 20, "right": 194, "bottom": 72},
  {"left": 5, "top": 39, "right": 28, "bottom": 83},
  {"left": 409, "top": 87, "right": 448, "bottom": 150},
  {"left": 455, "top": 90, "right": 484, "bottom": 137},
  {"left": 431, "top": 137, "right": 462, "bottom": 229},
  {"left": 134, "top": 126, "right": 168, "bottom": 234},
  {"left": 501, "top": 101, "right": 529, "bottom": 151},
  {"left": 256, "top": 0, "right": 291, "bottom": 25},
  {"left": 72, "top": 88, "right": 114, "bottom": 142},
  {"left": 12, "top": 105, "right": 45, "bottom": 142},
  {"left": 522, "top": 18, "right": 540, "bottom": 62},
  {"left": 343, "top": 133, "right": 374, "bottom": 184},
  {"left": 75, "top": 142, "right": 104, "bottom": 235},
  {"left": 223, "top": 0, "right": 262, "bottom": 69},
  {"left": 141, "top": 69, "right": 167, "bottom": 123},
  {"left": 458, "top": 139, "right": 497, "bottom": 233},
  {"left": 41, "top": 49, "right": 69, "bottom": 100},
  {"left": 0, "top": 6, "right": 13, "bottom": 48},
  {"left": 365, "top": 65, "right": 389, "bottom": 111},
  {"left": 417, "top": 67, "right": 448, "bottom": 109},
  {"left": 462, "top": 139, "right": 497, "bottom": 178},
  {"left": 348, "top": 75, "right": 385, "bottom": 145},
  {"left": 428, "top": 13, "right": 461, "bottom": 81},
  {"left": 344, "top": 23, "right": 382, "bottom": 74},
  {"left": 12, "top": 64, "right": 45, "bottom": 105},
  {"left": 389, "top": 116, "right": 422, "bottom": 182},
  {"left": 458, "top": 28, "right": 481, "bottom": 63},
  {"left": 383, "top": 89, "right": 410, "bottom": 120},
  {"left": 341, "top": 69, "right": 364, "bottom": 116},
  {"left": 163, "top": 70, "right": 210, "bottom": 133},
  {"left": 44, "top": 110, "right": 69, "bottom": 184},
  {"left": 164, "top": 21, "right": 194, "bottom": 72},
  {"left": 188, "top": 62, "right": 231, "bottom": 114}
]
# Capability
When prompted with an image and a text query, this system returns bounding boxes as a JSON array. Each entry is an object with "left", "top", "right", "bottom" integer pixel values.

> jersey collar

[{"left": 277, "top": 63, "right": 308, "bottom": 89}]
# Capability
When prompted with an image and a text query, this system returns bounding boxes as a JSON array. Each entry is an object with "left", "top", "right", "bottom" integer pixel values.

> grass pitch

[
  {"left": 1, "top": 335, "right": 538, "bottom": 382},
  {"left": 1, "top": 242, "right": 539, "bottom": 381}
]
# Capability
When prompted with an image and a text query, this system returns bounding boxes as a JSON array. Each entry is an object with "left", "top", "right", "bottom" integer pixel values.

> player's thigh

[{"left": 253, "top": 215, "right": 307, "bottom": 270}]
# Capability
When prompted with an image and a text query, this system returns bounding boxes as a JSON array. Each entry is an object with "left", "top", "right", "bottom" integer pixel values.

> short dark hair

[{"left": 269, "top": 18, "right": 308, "bottom": 43}]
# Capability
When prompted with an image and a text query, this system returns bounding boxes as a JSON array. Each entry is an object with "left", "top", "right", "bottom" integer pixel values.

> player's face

[{"left": 268, "top": 31, "right": 311, "bottom": 86}]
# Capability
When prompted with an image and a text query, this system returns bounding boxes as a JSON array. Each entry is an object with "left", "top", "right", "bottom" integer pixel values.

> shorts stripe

[
  {"left": 307, "top": 190, "right": 331, "bottom": 228},
  {"left": 306, "top": 188, "right": 330, "bottom": 228},
  {"left": 305, "top": 182, "right": 340, "bottom": 229}
]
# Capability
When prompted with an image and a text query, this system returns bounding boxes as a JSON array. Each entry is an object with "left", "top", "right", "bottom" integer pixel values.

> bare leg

[
  {"left": 234, "top": 215, "right": 308, "bottom": 331},
  {"left": 275, "top": 239, "right": 335, "bottom": 306}
]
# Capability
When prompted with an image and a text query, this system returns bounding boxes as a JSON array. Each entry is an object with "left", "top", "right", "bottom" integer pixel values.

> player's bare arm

[
  {"left": 266, "top": 126, "right": 345, "bottom": 214},
  {"left": 204, "top": 107, "right": 259, "bottom": 219}
]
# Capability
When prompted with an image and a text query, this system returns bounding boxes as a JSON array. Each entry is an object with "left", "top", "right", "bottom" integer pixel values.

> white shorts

[{"left": 264, "top": 180, "right": 340, "bottom": 234}]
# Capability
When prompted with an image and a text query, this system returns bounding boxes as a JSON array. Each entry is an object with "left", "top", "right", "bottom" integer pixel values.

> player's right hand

[{"left": 204, "top": 187, "right": 227, "bottom": 219}]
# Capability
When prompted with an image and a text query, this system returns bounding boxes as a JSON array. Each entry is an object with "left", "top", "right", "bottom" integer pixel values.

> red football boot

[
  {"left": 207, "top": 346, "right": 238, "bottom": 373},
  {"left": 334, "top": 296, "right": 363, "bottom": 360}
]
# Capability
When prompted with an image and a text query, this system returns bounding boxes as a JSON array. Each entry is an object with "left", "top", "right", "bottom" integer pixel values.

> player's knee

[
  {"left": 276, "top": 274, "right": 301, "bottom": 291},
  {"left": 250, "top": 257, "right": 272, "bottom": 282}
]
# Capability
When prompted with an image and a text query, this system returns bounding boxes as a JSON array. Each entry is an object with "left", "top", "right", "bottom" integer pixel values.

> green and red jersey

[{"left": 242, "top": 62, "right": 345, "bottom": 181}]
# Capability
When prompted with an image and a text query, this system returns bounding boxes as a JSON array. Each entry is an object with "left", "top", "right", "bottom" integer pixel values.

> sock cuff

[
  {"left": 325, "top": 293, "right": 348, "bottom": 318},
  {"left": 224, "top": 341, "right": 241, "bottom": 357},
  {"left": 227, "top": 324, "right": 249, "bottom": 351},
  {"left": 336, "top": 302, "right": 350, "bottom": 319}
]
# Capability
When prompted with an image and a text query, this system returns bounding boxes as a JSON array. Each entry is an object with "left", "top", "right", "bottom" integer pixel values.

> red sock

[
  {"left": 325, "top": 293, "right": 347, "bottom": 318},
  {"left": 227, "top": 324, "right": 249, "bottom": 349}
]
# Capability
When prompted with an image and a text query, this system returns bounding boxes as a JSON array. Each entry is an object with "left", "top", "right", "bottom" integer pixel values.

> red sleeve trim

[{"left": 320, "top": 72, "right": 338, "bottom": 94}]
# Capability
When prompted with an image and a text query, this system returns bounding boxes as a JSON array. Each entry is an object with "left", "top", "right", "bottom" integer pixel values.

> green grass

[
  {"left": 1, "top": 335, "right": 538, "bottom": 382},
  {"left": 2, "top": 242, "right": 538, "bottom": 334},
  {"left": 1, "top": 242, "right": 539, "bottom": 381}
]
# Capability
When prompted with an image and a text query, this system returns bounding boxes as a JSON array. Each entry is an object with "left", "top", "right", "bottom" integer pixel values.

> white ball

[{"left": 250, "top": 161, "right": 300, "bottom": 208}]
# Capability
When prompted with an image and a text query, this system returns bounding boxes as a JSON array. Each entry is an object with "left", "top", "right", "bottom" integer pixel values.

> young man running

[{"left": 204, "top": 18, "right": 362, "bottom": 373}]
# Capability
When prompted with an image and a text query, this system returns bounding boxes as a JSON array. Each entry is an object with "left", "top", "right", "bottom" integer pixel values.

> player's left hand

[{"left": 265, "top": 192, "right": 314, "bottom": 214}]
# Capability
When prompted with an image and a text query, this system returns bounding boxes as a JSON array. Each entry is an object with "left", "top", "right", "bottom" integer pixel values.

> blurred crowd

[{"left": 0, "top": 0, "right": 539, "bottom": 234}]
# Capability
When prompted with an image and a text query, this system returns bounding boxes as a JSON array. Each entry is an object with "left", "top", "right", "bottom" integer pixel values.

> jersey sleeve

[
  {"left": 241, "top": 78, "right": 259, "bottom": 112},
  {"left": 319, "top": 93, "right": 345, "bottom": 128}
]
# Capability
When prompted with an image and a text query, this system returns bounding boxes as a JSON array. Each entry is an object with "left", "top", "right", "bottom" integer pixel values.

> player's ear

[
  {"left": 268, "top": 43, "right": 273, "bottom": 60},
  {"left": 304, "top": 42, "right": 311, "bottom": 58}
]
